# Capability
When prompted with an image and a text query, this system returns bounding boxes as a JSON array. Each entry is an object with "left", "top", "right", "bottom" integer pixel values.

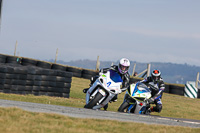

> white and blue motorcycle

[
  {"left": 84, "top": 69, "right": 123, "bottom": 110},
  {"left": 118, "top": 82, "right": 152, "bottom": 114}
]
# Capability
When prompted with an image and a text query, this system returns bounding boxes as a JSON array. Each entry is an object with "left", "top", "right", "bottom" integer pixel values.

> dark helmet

[{"left": 151, "top": 69, "right": 161, "bottom": 83}]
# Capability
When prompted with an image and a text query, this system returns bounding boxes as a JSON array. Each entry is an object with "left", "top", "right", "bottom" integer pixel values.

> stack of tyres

[
  {"left": 0, "top": 62, "right": 73, "bottom": 98},
  {"left": 0, "top": 65, "right": 7, "bottom": 93},
  {"left": 6, "top": 56, "right": 22, "bottom": 65},
  {"left": 0, "top": 54, "right": 7, "bottom": 63},
  {"left": 3, "top": 65, "right": 14, "bottom": 94},
  {"left": 81, "top": 69, "right": 98, "bottom": 79},
  {"left": 66, "top": 66, "right": 82, "bottom": 78},
  {"left": 10, "top": 66, "right": 27, "bottom": 94}
]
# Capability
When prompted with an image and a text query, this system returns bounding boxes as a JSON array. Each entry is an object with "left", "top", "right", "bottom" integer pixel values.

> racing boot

[
  {"left": 83, "top": 88, "right": 88, "bottom": 93},
  {"left": 146, "top": 107, "right": 154, "bottom": 115},
  {"left": 103, "top": 103, "right": 108, "bottom": 111},
  {"left": 110, "top": 94, "right": 118, "bottom": 103}
]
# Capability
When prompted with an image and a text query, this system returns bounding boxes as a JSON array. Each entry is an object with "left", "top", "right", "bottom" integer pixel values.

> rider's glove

[
  {"left": 99, "top": 72, "right": 104, "bottom": 76},
  {"left": 145, "top": 98, "right": 154, "bottom": 104}
]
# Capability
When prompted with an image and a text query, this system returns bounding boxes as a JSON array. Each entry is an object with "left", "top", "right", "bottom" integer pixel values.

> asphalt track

[{"left": 0, "top": 99, "right": 200, "bottom": 128}]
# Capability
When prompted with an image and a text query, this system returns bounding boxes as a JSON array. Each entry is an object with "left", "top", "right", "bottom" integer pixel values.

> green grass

[
  {"left": 0, "top": 107, "right": 199, "bottom": 133},
  {"left": 0, "top": 77, "right": 200, "bottom": 132}
]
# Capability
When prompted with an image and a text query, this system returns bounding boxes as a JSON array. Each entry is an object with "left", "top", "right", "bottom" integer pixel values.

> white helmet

[{"left": 118, "top": 58, "right": 130, "bottom": 74}]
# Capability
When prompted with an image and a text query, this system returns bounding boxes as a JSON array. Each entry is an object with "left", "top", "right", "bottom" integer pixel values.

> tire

[
  {"left": 82, "top": 74, "right": 93, "bottom": 79},
  {"left": 41, "top": 75, "right": 56, "bottom": 81},
  {"left": 0, "top": 73, "right": 6, "bottom": 79},
  {"left": 169, "top": 85, "right": 184, "bottom": 96},
  {"left": 36, "top": 61, "right": 52, "bottom": 69},
  {"left": 82, "top": 69, "right": 98, "bottom": 76},
  {"left": 84, "top": 92, "right": 104, "bottom": 109},
  {"left": 21, "top": 58, "right": 37, "bottom": 66},
  {"left": 0, "top": 54, "right": 6, "bottom": 63},
  {"left": 62, "top": 93, "right": 69, "bottom": 98},
  {"left": 56, "top": 70, "right": 73, "bottom": 78},
  {"left": 0, "top": 66, "right": 8, "bottom": 73},
  {"left": 51, "top": 64, "right": 67, "bottom": 71},
  {"left": 118, "top": 101, "right": 129, "bottom": 112},
  {"left": 13, "top": 67, "right": 27, "bottom": 74},
  {"left": 6, "top": 56, "right": 22, "bottom": 64},
  {"left": 0, "top": 58, "right": 6, "bottom": 63},
  {"left": 56, "top": 76, "right": 72, "bottom": 83}
]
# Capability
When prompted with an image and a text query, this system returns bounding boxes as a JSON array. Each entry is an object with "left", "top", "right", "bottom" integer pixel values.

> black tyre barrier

[
  {"left": 82, "top": 69, "right": 98, "bottom": 75},
  {"left": 11, "top": 80, "right": 26, "bottom": 86},
  {"left": 56, "top": 77, "right": 72, "bottom": 83},
  {"left": 25, "top": 86, "right": 33, "bottom": 91},
  {"left": 14, "top": 67, "right": 28, "bottom": 74},
  {"left": 56, "top": 70, "right": 73, "bottom": 78},
  {"left": 36, "top": 61, "right": 52, "bottom": 69},
  {"left": 0, "top": 73, "right": 6, "bottom": 79},
  {"left": 82, "top": 69, "right": 98, "bottom": 79},
  {"left": 0, "top": 54, "right": 7, "bottom": 63},
  {"left": 51, "top": 64, "right": 67, "bottom": 71},
  {"left": 0, "top": 66, "right": 8, "bottom": 73},
  {"left": 169, "top": 84, "right": 184, "bottom": 96},
  {"left": 62, "top": 93, "right": 69, "bottom": 98},
  {"left": 198, "top": 89, "right": 200, "bottom": 98},
  {"left": 164, "top": 84, "right": 170, "bottom": 93},
  {"left": 5, "top": 74, "right": 14, "bottom": 79},
  {"left": 6, "top": 56, "right": 22, "bottom": 64},
  {"left": 26, "top": 80, "right": 34, "bottom": 86},
  {"left": 67, "top": 66, "right": 82, "bottom": 78},
  {"left": 41, "top": 75, "right": 56, "bottom": 81},
  {"left": 27, "top": 75, "right": 35, "bottom": 80},
  {"left": 0, "top": 63, "right": 72, "bottom": 98},
  {"left": 21, "top": 58, "right": 37, "bottom": 66},
  {"left": 82, "top": 74, "right": 94, "bottom": 79}
]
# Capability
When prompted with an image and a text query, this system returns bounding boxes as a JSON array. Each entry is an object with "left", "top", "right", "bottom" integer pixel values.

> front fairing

[
  {"left": 86, "top": 70, "right": 123, "bottom": 107},
  {"left": 100, "top": 70, "right": 123, "bottom": 94},
  {"left": 127, "top": 82, "right": 151, "bottom": 102}
]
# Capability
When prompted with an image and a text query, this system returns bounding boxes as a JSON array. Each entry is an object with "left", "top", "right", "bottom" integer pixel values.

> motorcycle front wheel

[
  {"left": 118, "top": 101, "right": 129, "bottom": 112},
  {"left": 84, "top": 92, "right": 104, "bottom": 109}
]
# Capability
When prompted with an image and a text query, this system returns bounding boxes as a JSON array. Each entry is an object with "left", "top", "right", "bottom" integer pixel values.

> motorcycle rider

[
  {"left": 84, "top": 58, "right": 131, "bottom": 110},
  {"left": 140, "top": 69, "right": 165, "bottom": 113}
]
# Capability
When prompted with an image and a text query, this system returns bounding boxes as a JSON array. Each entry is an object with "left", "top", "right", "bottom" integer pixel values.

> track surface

[{"left": 0, "top": 99, "right": 200, "bottom": 128}]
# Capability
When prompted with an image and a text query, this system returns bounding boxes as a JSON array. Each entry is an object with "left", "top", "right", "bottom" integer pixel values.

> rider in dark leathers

[{"left": 141, "top": 69, "right": 165, "bottom": 113}]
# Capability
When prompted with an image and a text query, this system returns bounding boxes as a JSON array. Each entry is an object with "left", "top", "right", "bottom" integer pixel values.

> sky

[{"left": 0, "top": 0, "right": 200, "bottom": 67}]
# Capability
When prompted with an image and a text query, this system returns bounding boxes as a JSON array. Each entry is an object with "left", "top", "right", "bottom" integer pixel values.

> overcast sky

[{"left": 0, "top": 0, "right": 200, "bottom": 67}]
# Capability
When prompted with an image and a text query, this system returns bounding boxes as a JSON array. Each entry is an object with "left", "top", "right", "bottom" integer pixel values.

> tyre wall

[
  {"left": 0, "top": 55, "right": 73, "bottom": 98},
  {"left": 1, "top": 54, "right": 199, "bottom": 98}
]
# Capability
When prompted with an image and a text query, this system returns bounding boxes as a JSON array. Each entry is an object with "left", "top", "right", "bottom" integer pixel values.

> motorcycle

[
  {"left": 118, "top": 82, "right": 152, "bottom": 114},
  {"left": 83, "top": 69, "right": 123, "bottom": 110}
]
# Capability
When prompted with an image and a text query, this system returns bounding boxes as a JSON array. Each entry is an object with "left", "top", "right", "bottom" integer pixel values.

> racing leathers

[
  {"left": 92, "top": 65, "right": 130, "bottom": 110},
  {"left": 141, "top": 76, "right": 165, "bottom": 113}
]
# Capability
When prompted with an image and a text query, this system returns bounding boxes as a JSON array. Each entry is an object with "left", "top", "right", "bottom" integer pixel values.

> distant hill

[{"left": 47, "top": 59, "right": 200, "bottom": 85}]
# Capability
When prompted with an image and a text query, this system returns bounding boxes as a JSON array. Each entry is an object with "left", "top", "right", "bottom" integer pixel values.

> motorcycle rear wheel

[
  {"left": 118, "top": 101, "right": 129, "bottom": 112},
  {"left": 84, "top": 92, "right": 104, "bottom": 109}
]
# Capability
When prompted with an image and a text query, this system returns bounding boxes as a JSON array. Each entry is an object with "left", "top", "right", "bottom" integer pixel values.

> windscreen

[
  {"left": 137, "top": 82, "right": 151, "bottom": 93},
  {"left": 109, "top": 70, "right": 123, "bottom": 83}
]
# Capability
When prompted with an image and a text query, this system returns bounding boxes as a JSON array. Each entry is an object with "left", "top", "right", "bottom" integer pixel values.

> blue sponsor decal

[{"left": 107, "top": 82, "right": 111, "bottom": 87}]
